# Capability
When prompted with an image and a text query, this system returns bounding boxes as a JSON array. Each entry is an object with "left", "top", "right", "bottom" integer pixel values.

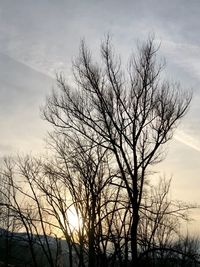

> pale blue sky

[{"left": 0, "top": 0, "right": 200, "bottom": 232}]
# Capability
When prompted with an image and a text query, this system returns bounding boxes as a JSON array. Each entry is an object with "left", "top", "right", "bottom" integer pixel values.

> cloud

[
  {"left": 159, "top": 40, "right": 200, "bottom": 85},
  {"left": 175, "top": 129, "right": 200, "bottom": 152},
  {"left": 0, "top": 52, "right": 53, "bottom": 155}
]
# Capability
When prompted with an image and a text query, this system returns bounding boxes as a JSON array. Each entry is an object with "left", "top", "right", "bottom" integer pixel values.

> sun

[{"left": 67, "top": 206, "right": 82, "bottom": 232}]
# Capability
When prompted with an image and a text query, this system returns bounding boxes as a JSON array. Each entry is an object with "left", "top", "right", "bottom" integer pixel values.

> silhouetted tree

[
  {"left": 43, "top": 35, "right": 192, "bottom": 265},
  {"left": 39, "top": 135, "right": 119, "bottom": 267},
  {"left": 0, "top": 157, "right": 61, "bottom": 267}
]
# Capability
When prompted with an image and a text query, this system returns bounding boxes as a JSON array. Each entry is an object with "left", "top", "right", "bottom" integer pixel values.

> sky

[{"left": 0, "top": 0, "right": 200, "bottom": 233}]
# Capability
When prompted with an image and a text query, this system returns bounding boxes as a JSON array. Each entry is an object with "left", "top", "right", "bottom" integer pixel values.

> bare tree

[
  {"left": 43, "top": 36, "right": 192, "bottom": 265},
  {"left": 0, "top": 159, "right": 23, "bottom": 266},
  {"left": 0, "top": 158, "right": 39, "bottom": 266},
  {"left": 0, "top": 157, "right": 63, "bottom": 267},
  {"left": 43, "top": 134, "right": 117, "bottom": 267},
  {"left": 138, "top": 177, "right": 195, "bottom": 266}
]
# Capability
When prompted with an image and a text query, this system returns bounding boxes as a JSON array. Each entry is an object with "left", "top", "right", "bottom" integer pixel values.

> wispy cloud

[
  {"left": 175, "top": 129, "right": 200, "bottom": 152},
  {"left": 160, "top": 40, "right": 200, "bottom": 83}
]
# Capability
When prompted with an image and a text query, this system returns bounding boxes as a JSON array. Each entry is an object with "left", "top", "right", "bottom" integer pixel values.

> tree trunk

[
  {"left": 88, "top": 202, "right": 96, "bottom": 267},
  {"left": 131, "top": 205, "right": 139, "bottom": 266}
]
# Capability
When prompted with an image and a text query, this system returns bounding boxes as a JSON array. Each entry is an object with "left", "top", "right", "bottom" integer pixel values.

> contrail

[{"left": 175, "top": 130, "right": 200, "bottom": 152}]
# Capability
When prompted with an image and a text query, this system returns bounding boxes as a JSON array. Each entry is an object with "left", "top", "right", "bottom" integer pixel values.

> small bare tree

[
  {"left": 0, "top": 157, "right": 62, "bottom": 267},
  {"left": 138, "top": 177, "right": 194, "bottom": 265},
  {"left": 43, "top": 134, "right": 118, "bottom": 267}
]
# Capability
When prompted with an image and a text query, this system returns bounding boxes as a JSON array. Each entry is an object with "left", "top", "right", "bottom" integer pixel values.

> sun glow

[{"left": 67, "top": 206, "right": 82, "bottom": 232}]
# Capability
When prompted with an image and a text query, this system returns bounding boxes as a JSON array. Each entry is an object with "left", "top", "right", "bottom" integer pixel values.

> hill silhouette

[{"left": 0, "top": 228, "right": 76, "bottom": 267}]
